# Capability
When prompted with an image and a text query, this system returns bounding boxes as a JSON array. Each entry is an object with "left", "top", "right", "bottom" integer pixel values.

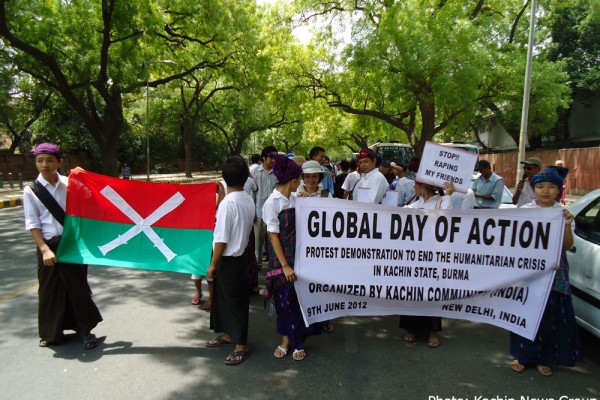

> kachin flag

[{"left": 56, "top": 169, "right": 216, "bottom": 275}]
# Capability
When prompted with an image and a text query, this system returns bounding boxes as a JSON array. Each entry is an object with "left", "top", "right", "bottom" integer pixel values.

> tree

[
  {"left": 0, "top": 67, "right": 52, "bottom": 153},
  {"left": 0, "top": 0, "right": 247, "bottom": 176},
  {"left": 543, "top": 0, "right": 600, "bottom": 142},
  {"left": 291, "top": 0, "right": 571, "bottom": 155}
]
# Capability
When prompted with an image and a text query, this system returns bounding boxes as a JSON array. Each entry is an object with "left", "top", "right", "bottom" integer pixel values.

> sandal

[
  {"left": 323, "top": 323, "right": 334, "bottom": 333},
  {"left": 292, "top": 349, "right": 306, "bottom": 361},
  {"left": 403, "top": 334, "right": 416, "bottom": 343},
  {"left": 39, "top": 339, "right": 50, "bottom": 348},
  {"left": 510, "top": 360, "right": 525, "bottom": 373},
  {"left": 206, "top": 335, "right": 235, "bottom": 348},
  {"left": 274, "top": 346, "right": 289, "bottom": 358},
  {"left": 536, "top": 365, "right": 553, "bottom": 376},
  {"left": 224, "top": 350, "right": 250, "bottom": 366},
  {"left": 202, "top": 302, "right": 212, "bottom": 312},
  {"left": 83, "top": 333, "right": 98, "bottom": 349},
  {"left": 191, "top": 293, "right": 202, "bottom": 305}
]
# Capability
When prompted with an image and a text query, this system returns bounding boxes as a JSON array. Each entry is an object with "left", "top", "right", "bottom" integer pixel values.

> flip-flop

[
  {"left": 206, "top": 335, "right": 234, "bottom": 347},
  {"left": 202, "top": 302, "right": 212, "bottom": 312},
  {"left": 536, "top": 365, "right": 553, "bottom": 376},
  {"left": 511, "top": 360, "right": 526, "bottom": 373},
  {"left": 292, "top": 349, "right": 306, "bottom": 361},
  {"left": 191, "top": 294, "right": 202, "bottom": 305},
  {"left": 403, "top": 334, "right": 416, "bottom": 343},
  {"left": 427, "top": 337, "right": 440, "bottom": 348},
  {"left": 323, "top": 324, "right": 334, "bottom": 333},
  {"left": 224, "top": 350, "right": 250, "bottom": 365},
  {"left": 274, "top": 346, "right": 289, "bottom": 358}
]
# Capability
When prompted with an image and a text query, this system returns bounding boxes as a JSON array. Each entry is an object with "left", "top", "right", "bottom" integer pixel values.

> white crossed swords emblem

[{"left": 97, "top": 186, "right": 185, "bottom": 262}]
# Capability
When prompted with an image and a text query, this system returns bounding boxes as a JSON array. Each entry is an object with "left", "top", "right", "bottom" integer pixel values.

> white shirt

[
  {"left": 254, "top": 165, "right": 279, "bottom": 218},
  {"left": 449, "top": 189, "right": 475, "bottom": 209},
  {"left": 220, "top": 177, "right": 257, "bottom": 197},
  {"left": 395, "top": 177, "right": 416, "bottom": 207},
  {"left": 262, "top": 190, "right": 296, "bottom": 233},
  {"left": 516, "top": 179, "right": 536, "bottom": 207},
  {"left": 23, "top": 173, "right": 68, "bottom": 240},
  {"left": 249, "top": 163, "right": 261, "bottom": 179},
  {"left": 213, "top": 191, "right": 255, "bottom": 256},
  {"left": 406, "top": 195, "right": 452, "bottom": 210},
  {"left": 352, "top": 168, "right": 389, "bottom": 204},
  {"left": 341, "top": 171, "right": 360, "bottom": 193}
]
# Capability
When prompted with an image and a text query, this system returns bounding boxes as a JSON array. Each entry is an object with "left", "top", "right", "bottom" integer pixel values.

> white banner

[
  {"left": 294, "top": 198, "right": 564, "bottom": 340},
  {"left": 417, "top": 142, "right": 478, "bottom": 193}
]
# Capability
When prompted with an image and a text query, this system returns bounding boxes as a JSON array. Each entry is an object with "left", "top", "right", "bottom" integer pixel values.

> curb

[{"left": 0, "top": 197, "right": 23, "bottom": 209}]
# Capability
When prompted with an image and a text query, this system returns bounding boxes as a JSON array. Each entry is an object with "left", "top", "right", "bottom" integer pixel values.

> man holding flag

[{"left": 23, "top": 142, "right": 102, "bottom": 349}]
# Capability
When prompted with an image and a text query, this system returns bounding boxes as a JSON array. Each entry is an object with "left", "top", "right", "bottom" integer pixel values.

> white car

[{"left": 567, "top": 189, "right": 600, "bottom": 338}]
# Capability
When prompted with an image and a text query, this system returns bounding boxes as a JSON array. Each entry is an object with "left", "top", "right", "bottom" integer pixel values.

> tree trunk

[{"left": 182, "top": 120, "right": 194, "bottom": 177}]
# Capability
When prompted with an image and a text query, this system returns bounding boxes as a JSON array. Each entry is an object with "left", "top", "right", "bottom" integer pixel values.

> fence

[{"left": 482, "top": 147, "right": 600, "bottom": 195}]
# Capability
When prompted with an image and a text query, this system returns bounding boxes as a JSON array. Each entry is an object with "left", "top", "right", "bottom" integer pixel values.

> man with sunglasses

[{"left": 512, "top": 157, "right": 541, "bottom": 207}]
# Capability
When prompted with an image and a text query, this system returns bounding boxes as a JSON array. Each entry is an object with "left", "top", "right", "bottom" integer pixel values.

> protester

[
  {"left": 512, "top": 157, "right": 541, "bottom": 207},
  {"left": 262, "top": 154, "right": 325, "bottom": 361},
  {"left": 334, "top": 160, "right": 350, "bottom": 199},
  {"left": 509, "top": 166, "right": 583, "bottom": 376},
  {"left": 218, "top": 176, "right": 260, "bottom": 295},
  {"left": 342, "top": 159, "right": 360, "bottom": 200},
  {"left": 292, "top": 155, "right": 307, "bottom": 166},
  {"left": 297, "top": 160, "right": 335, "bottom": 333},
  {"left": 249, "top": 154, "right": 262, "bottom": 178},
  {"left": 379, "top": 160, "right": 395, "bottom": 186},
  {"left": 254, "top": 146, "right": 279, "bottom": 264},
  {"left": 352, "top": 148, "right": 389, "bottom": 204},
  {"left": 389, "top": 162, "right": 404, "bottom": 190},
  {"left": 23, "top": 142, "right": 102, "bottom": 349},
  {"left": 400, "top": 180, "right": 452, "bottom": 348},
  {"left": 395, "top": 157, "right": 420, "bottom": 206},
  {"left": 121, "top": 162, "right": 132, "bottom": 180},
  {"left": 297, "top": 160, "right": 332, "bottom": 198},
  {"left": 309, "top": 146, "right": 335, "bottom": 195},
  {"left": 206, "top": 156, "right": 255, "bottom": 365},
  {"left": 191, "top": 182, "right": 222, "bottom": 310},
  {"left": 471, "top": 160, "right": 504, "bottom": 209},
  {"left": 555, "top": 160, "right": 567, "bottom": 205}
]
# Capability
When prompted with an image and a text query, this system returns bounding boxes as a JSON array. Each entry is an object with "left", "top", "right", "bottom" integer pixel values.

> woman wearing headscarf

[
  {"left": 510, "top": 166, "right": 583, "bottom": 376},
  {"left": 262, "top": 154, "right": 325, "bottom": 361}
]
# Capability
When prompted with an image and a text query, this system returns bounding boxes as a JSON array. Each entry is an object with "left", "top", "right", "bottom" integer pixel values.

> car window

[{"left": 574, "top": 196, "right": 600, "bottom": 245}]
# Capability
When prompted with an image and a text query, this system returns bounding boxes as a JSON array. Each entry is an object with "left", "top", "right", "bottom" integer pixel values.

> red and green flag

[{"left": 56, "top": 169, "right": 216, "bottom": 275}]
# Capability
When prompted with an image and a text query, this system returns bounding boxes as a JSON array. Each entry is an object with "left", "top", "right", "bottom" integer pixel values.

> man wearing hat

[
  {"left": 512, "top": 157, "right": 541, "bottom": 207},
  {"left": 352, "top": 148, "right": 389, "bottom": 204},
  {"left": 471, "top": 159, "right": 505, "bottom": 209},
  {"left": 23, "top": 142, "right": 102, "bottom": 349}
]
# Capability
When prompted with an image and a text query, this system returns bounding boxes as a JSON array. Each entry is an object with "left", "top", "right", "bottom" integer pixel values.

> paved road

[{"left": 1, "top": 206, "right": 599, "bottom": 400}]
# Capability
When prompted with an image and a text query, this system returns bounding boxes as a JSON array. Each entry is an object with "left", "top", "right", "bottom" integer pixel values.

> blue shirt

[
  {"left": 471, "top": 172, "right": 504, "bottom": 209},
  {"left": 321, "top": 166, "right": 335, "bottom": 194}
]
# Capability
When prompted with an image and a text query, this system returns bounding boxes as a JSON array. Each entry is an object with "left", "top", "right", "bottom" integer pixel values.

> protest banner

[
  {"left": 294, "top": 198, "right": 564, "bottom": 340},
  {"left": 417, "top": 142, "right": 478, "bottom": 193}
]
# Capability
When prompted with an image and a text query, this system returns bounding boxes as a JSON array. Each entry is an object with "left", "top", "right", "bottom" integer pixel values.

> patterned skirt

[
  {"left": 267, "top": 208, "right": 324, "bottom": 350},
  {"left": 510, "top": 291, "right": 583, "bottom": 366}
]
